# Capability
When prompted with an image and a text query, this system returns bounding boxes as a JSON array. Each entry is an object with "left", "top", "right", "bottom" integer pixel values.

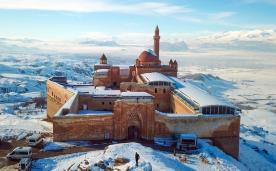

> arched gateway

[
  {"left": 112, "top": 92, "right": 155, "bottom": 140},
  {"left": 127, "top": 112, "right": 141, "bottom": 140},
  {"left": 128, "top": 126, "right": 140, "bottom": 139}
]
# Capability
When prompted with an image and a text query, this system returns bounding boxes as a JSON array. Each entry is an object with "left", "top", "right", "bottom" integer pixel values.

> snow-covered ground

[
  {"left": 180, "top": 72, "right": 276, "bottom": 170},
  {"left": 0, "top": 53, "right": 129, "bottom": 141},
  {"left": 175, "top": 55, "right": 276, "bottom": 170},
  {"left": 0, "top": 53, "right": 275, "bottom": 170},
  {"left": 32, "top": 141, "right": 246, "bottom": 171},
  {"left": 0, "top": 103, "right": 52, "bottom": 140}
]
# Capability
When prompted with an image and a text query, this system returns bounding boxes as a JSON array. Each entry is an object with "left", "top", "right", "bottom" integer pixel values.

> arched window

[
  {"left": 155, "top": 88, "right": 157, "bottom": 93},
  {"left": 163, "top": 88, "right": 166, "bottom": 93}
]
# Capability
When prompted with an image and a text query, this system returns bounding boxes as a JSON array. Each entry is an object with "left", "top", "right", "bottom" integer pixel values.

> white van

[
  {"left": 6, "top": 147, "right": 32, "bottom": 160},
  {"left": 19, "top": 158, "right": 32, "bottom": 171},
  {"left": 28, "top": 134, "right": 43, "bottom": 147},
  {"left": 176, "top": 134, "right": 197, "bottom": 151}
]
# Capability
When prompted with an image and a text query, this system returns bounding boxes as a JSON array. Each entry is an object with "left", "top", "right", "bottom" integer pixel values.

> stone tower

[
  {"left": 100, "top": 53, "right": 107, "bottom": 64},
  {"left": 153, "top": 25, "right": 160, "bottom": 58}
]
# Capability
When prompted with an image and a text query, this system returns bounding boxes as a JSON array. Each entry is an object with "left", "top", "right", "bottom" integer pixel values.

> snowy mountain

[{"left": 0, "top": 53, "right": 275, "bottom": 170}]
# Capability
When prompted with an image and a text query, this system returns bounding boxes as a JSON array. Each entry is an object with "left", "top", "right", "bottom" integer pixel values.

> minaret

[{"left": 153, "top": 25, "right": 160, "bottom": 59}]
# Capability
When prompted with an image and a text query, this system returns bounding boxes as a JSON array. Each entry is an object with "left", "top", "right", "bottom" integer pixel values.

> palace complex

[{"left": 46, "top": 26, "right": 241, "bottom": 158}]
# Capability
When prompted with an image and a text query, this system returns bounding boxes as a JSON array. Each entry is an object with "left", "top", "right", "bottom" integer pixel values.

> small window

[
  {"left": 109, "top": 102, "right": 112, "bottom": 105},
  {"left": 18, "top": 152, "right": 28, "bottom": 155},
  {"left": 157, "top": 104, "right": 159, "bottom": 109},
  {"left": 102, "top": 102, "right": 105, "bottom": 105},
  {"left": 155, "top": 88, "right": 157, "bottom": 93},
  {"left": 83, "top": 104, "right": 88, "bottom": 110},
  {"left": 163, "top": 88, "right": 166, "bottom": 93}
]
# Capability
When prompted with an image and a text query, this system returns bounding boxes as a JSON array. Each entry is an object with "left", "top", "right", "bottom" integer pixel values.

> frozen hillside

[
  {"left": 32, "top": 142, "right": 246, "bottom": 171},
  {"left": 0, "top": 52, "right": 275, "bottom": 170},
  {"left": 0, "top": 53, "right": 129, "bottom": 141},
  {"left": 179, "top": 69, "right": 276, "bottom": 170},
  {"left": 0, "top": 103, "right": 52, "bottom": 140}
]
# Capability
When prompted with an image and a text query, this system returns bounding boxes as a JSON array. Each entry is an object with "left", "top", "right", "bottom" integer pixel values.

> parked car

[
  {"left": 28, "top": 134, "right": 43, "bottom": 147},
  {"left": 19, "top": 158, "right": 32, "bottom": 171},
  {"left": 176, "top": 133, "right": 197, "bottom": 151},
  {"left": 6, "top": 147, "right": 32, "bottom": 160},
  {"left": 154, "top": 136, "right": 176, "bottom": 147}
]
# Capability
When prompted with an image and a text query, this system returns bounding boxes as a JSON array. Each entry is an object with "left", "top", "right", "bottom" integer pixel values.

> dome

[
  {"left": 100, "top": 53, "right": 107, "bottom": 60},
  {"left": 138, "top": 49, "right": 158, "bottom": 62}
]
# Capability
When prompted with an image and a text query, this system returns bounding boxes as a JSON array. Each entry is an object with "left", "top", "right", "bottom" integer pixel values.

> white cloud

[
  {"left": 210, "top": 11, "right": 236, "bottom": 21},
  {"left": 174, "top": 11, "right": 236, "bottom": 25},
  {"left": 0, "top": 0, "right": 191, "bottom": 15},
  {"left": 193, "top": 29, "right": 276, "bottom": 54},
  {"left": 197, "top": 29, "right": 276, "bottom": 43},
  {"left": 1, "top": 29, "right": 276, "bottom": 57}
]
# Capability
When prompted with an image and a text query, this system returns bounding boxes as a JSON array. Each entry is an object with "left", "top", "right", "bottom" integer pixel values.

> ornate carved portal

[
  {"left": 127, "top": 111, "right": 142, "bottom": 140},
  {"left": 128, "top": 126, "right": 140, "bottom": 139}
]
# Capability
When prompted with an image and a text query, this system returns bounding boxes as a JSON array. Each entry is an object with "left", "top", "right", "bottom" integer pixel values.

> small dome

[
  {"left": 100, "top": 53, "right": 107, "bottom": 60},
  {"left": 138, "top": 49, "right": 158, "bottom": 62}
]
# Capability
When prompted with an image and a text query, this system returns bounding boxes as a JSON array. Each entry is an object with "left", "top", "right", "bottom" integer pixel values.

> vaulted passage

[{"left": 128, "top": 126, "right": 140, "bottom": 140}]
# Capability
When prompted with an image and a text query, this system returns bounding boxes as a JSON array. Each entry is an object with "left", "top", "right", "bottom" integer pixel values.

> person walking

[{"left": 135, "top": 152, "right": 140, "bottom": 167}]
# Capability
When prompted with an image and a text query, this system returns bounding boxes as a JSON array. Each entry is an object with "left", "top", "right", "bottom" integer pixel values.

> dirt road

[{"left": 0, "top": 139, "right": 109, "bottom": 169}]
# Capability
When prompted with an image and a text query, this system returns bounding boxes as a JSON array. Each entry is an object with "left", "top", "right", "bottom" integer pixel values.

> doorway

[{"left": 128, "top": 126, "right": 140, "bottom": 140}]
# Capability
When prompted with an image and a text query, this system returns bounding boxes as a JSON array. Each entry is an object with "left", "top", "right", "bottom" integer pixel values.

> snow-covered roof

[
  {"left": 72, "top": 85, "right": 95, "bottom": 93},
  {"left": 77, "top": 110, "right": 113, "bottom": 115},
  {"left": 94, "top": 64, "right": 110, "bottom": 66},
  {"left": 146, "top": 49, "right": 157, "bottom": 56},
  {"left": 180, "top": 133, "right": 197, "bottom": 140},
  {"left": 95, "top": 69, "right": 109, "bottom": 73},
  {"left": 121, "top": 91, "right": 153, "bottom": 98},
  {"left": 93, "top": 90, "right": 121, "bottom": 97},
  {"left": 141, "top": 72, "right": 173, "bottom": 84},
  {"left": 95, "top": 86, "right": 106, "bottom": 90},
  {"left": 66, "top": 110, "right": 113, "bottom": 117},
  {"left": 169, "top": 76, "right": 235, "bottom": 108}
]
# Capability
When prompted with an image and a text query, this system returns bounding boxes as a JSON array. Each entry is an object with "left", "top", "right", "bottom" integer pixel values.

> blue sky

[
  {"left": 0, "top": 0, "right": 276, "bottom": 57},
  {"left": 0, "top": 0, "right": 276, "bottom": 40}
]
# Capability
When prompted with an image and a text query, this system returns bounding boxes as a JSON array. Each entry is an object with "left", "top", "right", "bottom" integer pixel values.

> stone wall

[
  {"left": 93, "top": 66, "right": 134, "bottom": 88},
  {"left": 113, "top": 99, "right": 155, "bottom": 140},
  {"left": 94, "top": 64, "right": 111, "bottom": 71},
  {"left": 93, "top": 74, "right": 112, "bottom": 87},
  {"left": 120, "top": 82, "right": 171, "bottom": 112},
  {"left": 53, "top": 114, "right": 114, "bottom": 141},
  {"left": 155, "top": 112, "right": 240, "bottom": 158},
  {"left": 171, "top": 94, "right": 196, "bottom": 114},
  {"left": 78, "top": 95, "right": 117, "bottom": 111},
  {"left": 154, "top": 121, "right": 171, "bottom": 137},
  {"left": 135, "top": 65, "right": 177, "bottom": 77},
  {"left": 46, "top": 80, "right": 74, "bottom": 119}
]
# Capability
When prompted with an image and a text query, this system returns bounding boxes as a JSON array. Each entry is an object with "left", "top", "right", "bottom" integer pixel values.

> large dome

[{"left": 138, "top": 49, "right": 158, "bottom": 62}]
